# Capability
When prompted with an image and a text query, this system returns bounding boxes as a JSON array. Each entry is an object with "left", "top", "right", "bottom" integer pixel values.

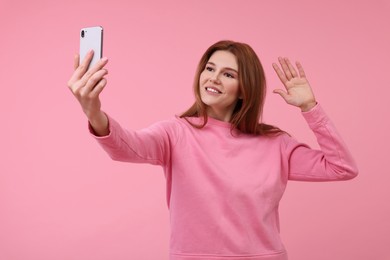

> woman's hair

[{"left": 180, "top": 40, "right": 283, "bottom": 136}]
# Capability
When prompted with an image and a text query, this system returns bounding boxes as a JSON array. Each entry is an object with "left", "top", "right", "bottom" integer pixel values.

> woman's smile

[{"left": 205, "top": 86, "right": 223, "bottom": 94}]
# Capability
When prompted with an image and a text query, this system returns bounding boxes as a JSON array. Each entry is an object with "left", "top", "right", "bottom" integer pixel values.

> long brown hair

[{"left": 180, "top": 40, "right": 283, "bottom": 136}]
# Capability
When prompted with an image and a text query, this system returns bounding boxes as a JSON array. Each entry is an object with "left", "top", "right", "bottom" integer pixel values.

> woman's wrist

[
  {"left": 300, "top": 101, "right": 317, "bottom": 112},
  {"left": 88, "top": 111, "right": 109, "bottom": 136}
]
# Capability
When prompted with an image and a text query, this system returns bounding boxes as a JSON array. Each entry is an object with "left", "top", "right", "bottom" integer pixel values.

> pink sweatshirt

[{"left": 91, "top": 104, "right": 358, "bottom": 260}]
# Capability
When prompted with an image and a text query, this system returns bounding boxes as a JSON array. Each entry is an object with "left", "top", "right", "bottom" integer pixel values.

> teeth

[{"left": 206, "top": 87, "right": 220, "bottom": 93}]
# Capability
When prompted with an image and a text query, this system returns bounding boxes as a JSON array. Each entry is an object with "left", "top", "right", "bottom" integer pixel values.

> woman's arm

[
  {"left": 285, "top": 104, "right": 358, "bottom": 181},
  {"left": 272, "top": 57, "right": 358, "bottom": 181},
  {"left": 67, "top": 51, "right": 178, "bottom": 166},
  {"left": 67, "top": 50, "right": 109, "bottom": 136}
]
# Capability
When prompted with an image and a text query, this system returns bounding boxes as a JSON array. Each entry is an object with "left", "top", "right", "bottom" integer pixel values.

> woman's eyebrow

[{"left": 207, "top": 62, "right": 238, "bottom": 74}]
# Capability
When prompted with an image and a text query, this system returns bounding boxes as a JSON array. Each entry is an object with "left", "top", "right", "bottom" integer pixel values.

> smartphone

[{"left": 79, "top": 26, "right": 103, "bottom": 70}]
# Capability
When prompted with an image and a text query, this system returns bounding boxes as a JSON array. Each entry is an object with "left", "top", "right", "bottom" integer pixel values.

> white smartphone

[{"left": 79, "top": 26, "right": 103, "bottom": 70}]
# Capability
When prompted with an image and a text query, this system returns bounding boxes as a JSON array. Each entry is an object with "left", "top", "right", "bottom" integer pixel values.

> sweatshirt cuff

[{"left": 301, "top": 103, "right": 329, "bottom": 129}]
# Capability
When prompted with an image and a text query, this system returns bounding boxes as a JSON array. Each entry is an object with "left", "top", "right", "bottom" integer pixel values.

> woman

[{"left": 68, "top": 40, "right": 358, "bottom": 260}]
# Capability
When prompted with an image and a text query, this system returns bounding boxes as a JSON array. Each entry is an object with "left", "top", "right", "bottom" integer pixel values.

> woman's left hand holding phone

[{"left": 67, "top": 50, "right": 110, "bottom": 136}]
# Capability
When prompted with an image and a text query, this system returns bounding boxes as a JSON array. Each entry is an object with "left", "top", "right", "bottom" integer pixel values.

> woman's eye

[
  {"left": 206, "top": 66, "right": 214, "bottom": 72},
  {"left": 225, "top": 73, "right": 234, "bottom": 78}
]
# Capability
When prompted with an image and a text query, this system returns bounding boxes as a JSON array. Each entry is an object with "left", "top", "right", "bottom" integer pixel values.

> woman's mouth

[{"left": 205, "top": 87, "right": 222, "bottom": 94}]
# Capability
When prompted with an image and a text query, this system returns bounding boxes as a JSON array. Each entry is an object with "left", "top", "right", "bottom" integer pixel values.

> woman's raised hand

[
  {"left": 67, "top": 50, "right": 110, "bottom": 136},
  {"left": 272, "top": 57, "right": 317, "bottom": 112}
]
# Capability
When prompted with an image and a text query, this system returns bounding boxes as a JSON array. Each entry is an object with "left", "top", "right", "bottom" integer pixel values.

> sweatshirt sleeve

[
  {"left": 284, "top": 104, "right": 358, "bottom": 181},
  {"left": 89, "top": 114, "right": 178, "bottom": 166}
]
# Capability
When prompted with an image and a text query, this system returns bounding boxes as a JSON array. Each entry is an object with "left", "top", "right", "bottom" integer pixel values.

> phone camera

[{"left": 81, "top": 30, "right": 85, "bottom": 38}]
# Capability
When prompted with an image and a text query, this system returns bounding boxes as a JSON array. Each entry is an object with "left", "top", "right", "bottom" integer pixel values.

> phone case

[{"left": 79, "top": 26, "right": 103, "bottom": 70}]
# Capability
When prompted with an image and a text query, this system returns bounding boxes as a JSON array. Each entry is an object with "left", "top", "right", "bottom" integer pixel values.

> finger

[
  {"left": 73, "top": 54, "right": 80, "bottom": 70},
  {"left": 69, "top": 50, "right": 94, "bottom": 83},
  {"left": 272, "top": 63, "right": 288, "bottom": 85},
  {"left": 296, "top": 61, "right": 306, "bottom": 78},
  {"left": 81, "top": 57, "right": 109, "bottom": 83},
  {"left": 67, "top": 54, "right": 81, "bottom": 91},
  {"left": 278, "top": 57, "right": 293, "bottom": 80},
  {"left": 273, "top": 89, "right": 289, "bottom": 101},
  {"left": 78, "top": 49, "right": 94, "bottom": 74},
  {"left": 69, "top": 58, "right": 108, "bottom": 94},
  {"left": 89, "top": 78, "right": 107, "bottom": 98},
  {"left": 83, "top": 69, "right": 108, "bottom": 94},
  {"left": 285, "top": 58, "right": 298, "bottom": 78}
]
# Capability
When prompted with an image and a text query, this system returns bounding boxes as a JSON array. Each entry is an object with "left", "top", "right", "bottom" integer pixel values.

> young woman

[{"left": 68, "top": 40, "right": 358, "bottom": 260}]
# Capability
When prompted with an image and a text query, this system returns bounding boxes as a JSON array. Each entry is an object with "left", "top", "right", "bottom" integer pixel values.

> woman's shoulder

[{"left": 148, "top": 115, "right": 195, "bottom": 136}]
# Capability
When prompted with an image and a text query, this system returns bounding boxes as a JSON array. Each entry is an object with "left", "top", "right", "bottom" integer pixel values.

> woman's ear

[{"left": 238, "top": 87, "right": 244, "bottom": 100}]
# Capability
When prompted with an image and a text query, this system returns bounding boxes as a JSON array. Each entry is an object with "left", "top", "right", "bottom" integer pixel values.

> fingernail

[{"left": 101, "top": 57, "right": 108, "bottom": 62}]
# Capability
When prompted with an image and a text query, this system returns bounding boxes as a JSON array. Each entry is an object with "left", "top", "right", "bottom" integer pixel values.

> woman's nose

[{"left": 210, "top": 73, "right": 221, "bottom": 84}]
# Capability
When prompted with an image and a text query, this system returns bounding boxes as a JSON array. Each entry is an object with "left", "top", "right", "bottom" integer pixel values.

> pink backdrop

[{"left": 1, "top": 0, "right": 389, "bottom": 259}]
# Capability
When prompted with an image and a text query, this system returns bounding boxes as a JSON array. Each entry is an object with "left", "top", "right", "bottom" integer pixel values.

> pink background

[{"left": 1, "top": 0, "right": 389, "bottom": 259}]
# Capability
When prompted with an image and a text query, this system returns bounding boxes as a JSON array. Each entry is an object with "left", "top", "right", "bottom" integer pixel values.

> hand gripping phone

[{"left": 79, "top": 26, "right": 103, "bottom": 70}]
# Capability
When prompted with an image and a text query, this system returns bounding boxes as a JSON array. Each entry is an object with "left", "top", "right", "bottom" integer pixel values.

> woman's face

[{"left": 199, "top": 50, "right": 241, "bottom": 122}]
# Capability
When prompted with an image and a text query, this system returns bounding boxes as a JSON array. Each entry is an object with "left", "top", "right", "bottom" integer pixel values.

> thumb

[
  {"left": 73, "top": 54, "right": 80, "bottom": 70},
  {"left": 273, "top": 89, "right": 289, "bottom": 101}
]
